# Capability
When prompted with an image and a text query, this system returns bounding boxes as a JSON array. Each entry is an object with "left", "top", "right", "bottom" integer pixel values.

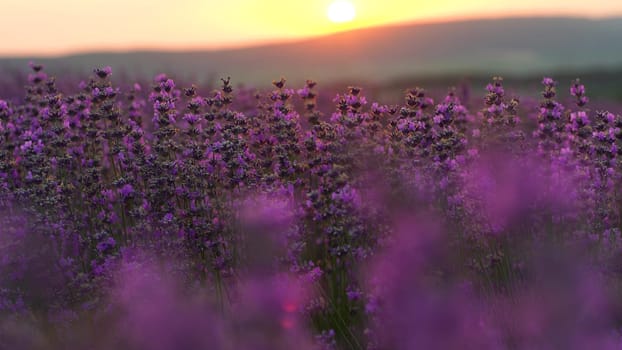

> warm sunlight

[
  {"left": 327, "top": 0, "right": 356, "bottom": 23},
  {"left": 2, "top": 0, "right": 622, "bottom": 55}
]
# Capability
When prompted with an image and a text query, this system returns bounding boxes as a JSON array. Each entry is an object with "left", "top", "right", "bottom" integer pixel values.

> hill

[{"left": 1, "top": 17, "right": 622, "bottom": 86}]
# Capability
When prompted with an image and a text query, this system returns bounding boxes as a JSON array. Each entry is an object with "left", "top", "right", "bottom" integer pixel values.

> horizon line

[{"left": 1, "top": 13, "right": 621, "bottom": 59}]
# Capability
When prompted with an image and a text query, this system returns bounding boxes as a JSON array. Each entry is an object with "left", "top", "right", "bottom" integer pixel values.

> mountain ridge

[{"left": 1, "top": 16, "right": 621, "bottom": 85}]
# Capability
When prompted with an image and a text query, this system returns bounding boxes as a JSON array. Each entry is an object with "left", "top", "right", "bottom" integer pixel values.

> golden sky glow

[
  {"left": 2, "top": 0, "right": 622, "bottom": 56},
  {"left": 327, "top": 1, "right": 356, "bottom": 23}
]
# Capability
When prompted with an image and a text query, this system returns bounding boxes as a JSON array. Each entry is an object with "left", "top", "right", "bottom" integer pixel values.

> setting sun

[
  {"left": 327, "top": 0, "right": 356, "bottom": 23},
  {"left": 2, "top": 0, "right": 622, "bottom": 55}
]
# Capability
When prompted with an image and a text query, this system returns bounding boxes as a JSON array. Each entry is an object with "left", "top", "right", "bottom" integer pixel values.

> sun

[{"left": 327, "top": 0, "right": 356, "bottom": 23}]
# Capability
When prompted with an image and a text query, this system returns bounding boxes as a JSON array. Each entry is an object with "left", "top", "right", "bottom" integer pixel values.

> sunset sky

[{"left": 2, "top": 0, "right": 622, "bottom": 57}]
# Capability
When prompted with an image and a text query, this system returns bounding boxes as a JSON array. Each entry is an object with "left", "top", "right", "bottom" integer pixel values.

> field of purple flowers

[{"left": 2, "top": 63, "right": 622, "bottom": 349}]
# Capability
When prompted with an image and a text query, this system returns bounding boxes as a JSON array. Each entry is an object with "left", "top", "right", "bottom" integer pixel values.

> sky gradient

[{"left": 3, "top": 0, "right": 622, "bottom": 57}]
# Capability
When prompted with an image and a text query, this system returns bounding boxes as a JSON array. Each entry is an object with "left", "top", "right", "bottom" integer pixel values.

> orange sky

[{"left": 2, "top": 0, "right": 622, "bottom": 57}]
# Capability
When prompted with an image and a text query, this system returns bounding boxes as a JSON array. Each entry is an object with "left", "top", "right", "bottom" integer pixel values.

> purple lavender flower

[
  {"left": 162, "top": 213, "right": 174, "bottom": 223},
  {"left": 96, "top": 237, "right": 116, "bottom": 253},
  {"left": 94, "top": 66, "right": 112, "bottom": 79},
  {"left": 119, "top": 183, "right": 135, "bottom": 199}
]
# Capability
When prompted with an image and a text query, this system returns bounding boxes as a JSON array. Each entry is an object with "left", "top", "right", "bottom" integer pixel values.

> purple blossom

[
  {"left": 162, "top": 213, "right": 174, "bottom": 224},
  {"left": 119, "top": 183, "right": 135, "bottom": 198},
  {"left": 94, "top": 66, "right": 113, "bottom": 78},
  {"left": 1, "top": 65, "right": 622, "bottom": 350},
  {"left": 96, "top": 237, "right": 116, "bottom": 253},
  {"left": 542, "top": 76, "right": 556, "bottom": 87}
]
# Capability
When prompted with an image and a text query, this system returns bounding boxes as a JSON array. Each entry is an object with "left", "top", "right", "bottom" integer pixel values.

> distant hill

[{"left": 1, "top": 17, "right": 622, "bottom": 86}]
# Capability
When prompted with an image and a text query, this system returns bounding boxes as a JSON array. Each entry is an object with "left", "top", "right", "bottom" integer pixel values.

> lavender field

[{"left": 2, "top": 62, "right": 622, "bottom": 349}]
